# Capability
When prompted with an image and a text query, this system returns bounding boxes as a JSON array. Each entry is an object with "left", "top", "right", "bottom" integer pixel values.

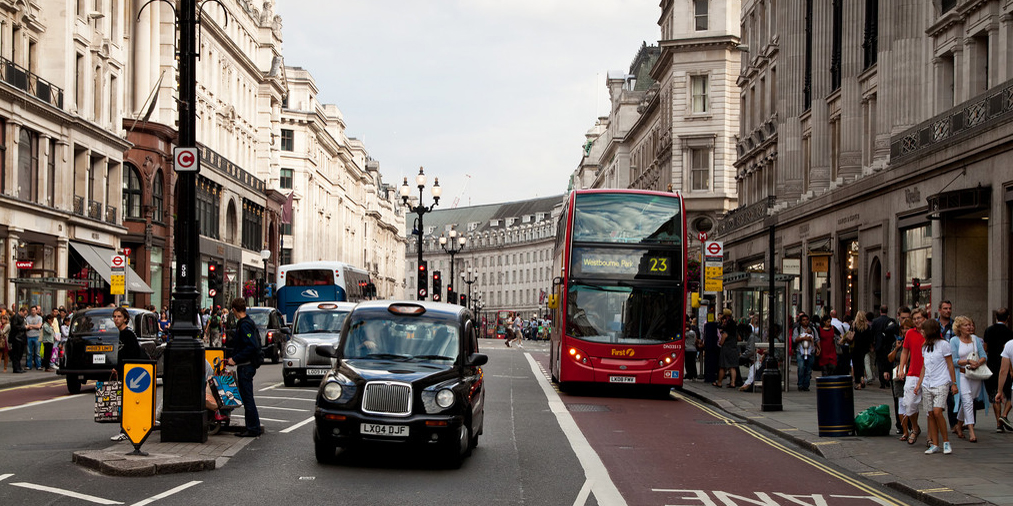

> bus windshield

[
  {"left": 572, "top": 193, "right": 682, "bottom": 245},
  {"left": 566, "top": 283, "right": 683, "bottom": 345}
]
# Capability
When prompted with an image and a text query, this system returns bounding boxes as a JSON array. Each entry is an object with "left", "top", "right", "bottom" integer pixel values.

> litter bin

[{"left": 816, "top": 375, "right": 854, "bottom": 436}]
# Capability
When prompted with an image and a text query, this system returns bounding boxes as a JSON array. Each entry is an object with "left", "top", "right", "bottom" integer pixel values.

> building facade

[
  {"left": 574, "top": 0, "right": 742, "bottom": 286},
  {"left": 403, "top": 196, "right": 562, "bottom": 322},
  {"left": 278, "top": 67, "right": 406, "bottom": 298},
  {"left": 721, "top": 0, "right": 1013, "bottom": 329}
]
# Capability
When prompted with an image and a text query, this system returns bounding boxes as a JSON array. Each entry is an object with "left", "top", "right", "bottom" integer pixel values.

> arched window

[
  {"left": 122, "top": 165, "right": 142, "bottom": 218},
  {"left": 152, "top": 170, "right": 164, "bottom": 222},
  {"left": 226, "top": 199, "right": 238, "bottom": 244},
  {"left": 17, "top": 127, "right": 38, "bottom": 201}
]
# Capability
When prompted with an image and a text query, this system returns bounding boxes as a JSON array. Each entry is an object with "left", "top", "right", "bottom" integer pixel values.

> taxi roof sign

[{"left": 121, "top": 361, "right": 156, "bottom": 453}]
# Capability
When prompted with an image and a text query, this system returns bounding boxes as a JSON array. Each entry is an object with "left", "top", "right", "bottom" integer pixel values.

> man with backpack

[{"left": 227, "top": 298, "right": 264, "bottom": 437}]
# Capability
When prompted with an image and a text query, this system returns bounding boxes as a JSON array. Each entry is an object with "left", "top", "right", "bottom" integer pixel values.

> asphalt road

[{"left": 0, "top": 339, "right": 926, "bottom": 506}]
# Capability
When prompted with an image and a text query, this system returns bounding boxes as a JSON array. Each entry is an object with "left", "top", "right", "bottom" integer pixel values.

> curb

[
  {"left": 70, "top": 432, "right": 258, "bottom": 477},
  {"left": 676, "top": 386, "right": 988, "bottom": 506}
]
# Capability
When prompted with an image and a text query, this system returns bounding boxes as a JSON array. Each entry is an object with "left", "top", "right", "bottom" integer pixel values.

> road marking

[
  {"left": 10, "top": 482, "right": 122, "bottom": 504},
  {"left": 257, "top": 396, "right": 315, "bottom": 402},
  {"left": 259, "top": 382, "right": 285, "bottom": 391},
  {"left": 0, "top": 379, "right": 64, "bottom": 391},
  {"left": 0, "top": 474, "right": 12, "bottom": 482},
  {"left": 0, "top": 394, "right": 80, "bottom": 413},
  {"left": 229, "top": 415, "right": 289, "bottom": 423},
  {"left": 280, "top": 416, "right": 315, "bottom": 433},
  {"left": 917, "top": 488, "right": 953, "bottom": 493},
  {"left": 573, "top": 479, "right": 593, "bottom": 506},
  {"left": 524, "top": 353, "right": 627, "bottom": 506},
  {"left": 130, "top": 481, "right": 202, "bottom": 506},
  {"left": 258, "top": 405, "right": 310, "bottom": 412},
  {"left": 674, "top": 393, "right": 909, "bottom": 506}
]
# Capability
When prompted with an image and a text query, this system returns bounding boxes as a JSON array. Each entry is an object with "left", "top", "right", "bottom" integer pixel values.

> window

[
  {"left": 831, "top": 0, "right": 842, "bottom": 91},
  {"left": 803, "top": 0, "right": 813, "bottom": 110},
  {"left": 280, "top": 168, "right": 293, "bottom": 189},
  {"left": 690, "top": 148, "right": 710, "bottom": 191},
  {"left": 694, "top": 0, "right": 708, "bottom": 31},
  {"left": 863, "top": 0, "right": 878, "bottom": 69},
  {"left": 242, "top": 199, "right": 264, "bottom": 251},
  {"left": 691, "top": 75, "right": 708, "bottom": 113},
  {"left": 902, "top": 224, "right": 932, "bottom": 308},
  {"left": 196, "top": 177, "right": 221, "bottom": 239},
  {"left": 280, "top": 129, "right": 294, "bottom": 151},
  {"left": 47, "top": 138, "right": 56, "bottom": 207},
  {"left": 123, "top": 165, "right": 142, "bottom": 218},
  {"left": 281, "top": 222, "right": 292, "bottom": 235},
  {"left": 17, "top": 128, "right": 38, "bottom": 202},
  {"left": 152, "top": 170, "right": 164, "bottom": 223}
]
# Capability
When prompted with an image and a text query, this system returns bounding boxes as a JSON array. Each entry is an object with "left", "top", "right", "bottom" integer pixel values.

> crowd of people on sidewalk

[
  {"left": 0, "top": 304, "right": 72, "bottom": 374},
  {"left": 685, "top": 301, "right": 1013, "bottom": 456}
]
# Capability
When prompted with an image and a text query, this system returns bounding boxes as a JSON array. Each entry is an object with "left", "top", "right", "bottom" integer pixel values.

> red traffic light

[{"left": 209, "top": 263, "right": 217, "bottom": 272}]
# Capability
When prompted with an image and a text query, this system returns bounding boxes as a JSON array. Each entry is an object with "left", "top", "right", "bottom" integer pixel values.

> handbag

[
  {"left": 892, "top": 364, "right": 905, "bottom": 382},
  {"left": 210, "top": 360, "right": 243, "bottom": 409},
  {"left": 963, "top": 351, "right": 993, "bottom": 381},
  {"left": 94, "top": 371, "right": 122, "bottom": 423}
]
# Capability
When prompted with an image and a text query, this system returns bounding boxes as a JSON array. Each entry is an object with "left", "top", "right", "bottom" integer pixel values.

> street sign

[
  {"left": 698, "top": 231, "right": 708, "bottom": 242},
  {"left": 111, "top": 255, "right": 127, "bottom": 269},
  {"left": 110, "top": 274, "right": 126, "bottom": 295},
  {"left": 121, "top": 361, "right": 157, "bottom": 453},
  {"left": 702, "top": 241, "right": 724, "bottom": 294},
  {"left": 174, "top": 147, "right": 200, "bottom": 172},
  {"left": 704, "top": 241, "right": 724, "bottom": 258}
]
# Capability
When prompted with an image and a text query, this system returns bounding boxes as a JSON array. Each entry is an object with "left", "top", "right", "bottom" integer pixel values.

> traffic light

[
  {"left": 459, "top": 294, "right": 467, "bottom": 306},
  {"left": 432, "top": 271, "right": 442, "bottom": 301},
  {"left": 447, "top": 283, "right": 454, "bottom": 305},
  {"left": 208, "top": 262, "right": 221, "bottom": 295},
  {"left": 417, "top": 261, "right": 428, "bottom": 299}
]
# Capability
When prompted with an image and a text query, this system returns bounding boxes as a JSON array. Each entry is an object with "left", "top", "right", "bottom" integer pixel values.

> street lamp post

[
  {"left": 761, "top": 217, "right": 783, "bottom": 411},
  {"left": 401, "top": 167, "right": 441, "bottom": 300},
  {"left": 461, "top": 267, "right": 478, "bottom": 308},
  {"left": 439, "top": 230, "right": 466, "bottom": 303},
  {"left": 260, "top": 248, "right": 271, "bottom": 306}
]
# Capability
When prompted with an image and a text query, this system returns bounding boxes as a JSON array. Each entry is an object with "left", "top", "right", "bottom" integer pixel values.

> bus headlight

[
  {"left": 569, "top": 347, "right": 589, "bottom": 364},
  {"left": 436, "top": 389, "right": 455, "bottom": 409},
  {"left": 322, "top": 382, "right": 343, "bottom": 401}
]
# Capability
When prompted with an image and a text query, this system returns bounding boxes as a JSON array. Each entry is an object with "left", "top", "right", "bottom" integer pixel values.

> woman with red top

[{"left": 816, "top": 313, "right": 838, "bottom": 377}]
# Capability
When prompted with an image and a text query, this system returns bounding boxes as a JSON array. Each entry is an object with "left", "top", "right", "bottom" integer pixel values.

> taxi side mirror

[
  {"left": 466, "top": 353, "right": 488, "bottom": 367},
  {"left": 315, "top": 345, "right": 337, "bottom": 358}
]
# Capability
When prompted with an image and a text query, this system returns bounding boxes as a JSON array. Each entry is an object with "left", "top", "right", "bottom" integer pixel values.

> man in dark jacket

[
  {"left": 8, "top": 306, "right": 28, "bottom": 373},
  {"left": 227, "top": 298, "right": 263, "bottom": 437},
  {"left": 113, "top": 307, "right": 144, "bottom": 375},
  {"left": 870, "top": 305, "right": 899, "bottom": 388},
  {"left": 985, "top": 307, "right": 1013, "bottom": 431}
]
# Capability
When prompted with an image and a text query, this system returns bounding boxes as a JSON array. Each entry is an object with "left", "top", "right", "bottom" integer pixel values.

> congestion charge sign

[{"left": 174, "top": 147, "right": 200, "bottom": 172}]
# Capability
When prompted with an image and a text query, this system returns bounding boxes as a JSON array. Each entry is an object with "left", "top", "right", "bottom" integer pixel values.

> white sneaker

[
  {"left": 943, "top": 442, "right": 952, "bottom": 454},
  {"left": 110, "top": 432, "right": 128, "bottom": 441},
  {"left": 925, "top": 444, "right": 940, "bottom": 454}
]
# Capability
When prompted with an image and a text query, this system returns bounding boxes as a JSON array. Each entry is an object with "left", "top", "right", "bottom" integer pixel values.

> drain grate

[{"left": 566, "top": 403, "right": 611, "bottom": 412}]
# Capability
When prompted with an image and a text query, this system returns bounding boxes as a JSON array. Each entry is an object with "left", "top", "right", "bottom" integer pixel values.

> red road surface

[{"left": 0, "top": 380, "right": 84, "bottom": 410}]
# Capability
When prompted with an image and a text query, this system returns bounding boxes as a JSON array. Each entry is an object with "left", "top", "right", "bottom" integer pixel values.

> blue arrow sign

[{"left": 125, "top": 367, "right": 151, "bottom": 394}]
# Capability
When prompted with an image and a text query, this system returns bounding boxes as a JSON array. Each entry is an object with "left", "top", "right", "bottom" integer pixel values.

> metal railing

[
  {"left": 0, "top": 56, "right": 64, "bottom": 109},
  {"left": 717, "top": 195, "right": 775, "bottom": 235},
  {"left": 87, "top": 200, "right": 102, "bottom": 220},
  {"left": 73, "top": 195, "right": 84, "bottom": 216},
  {"left": 105, "top": 204, "right": 117, "bottom": 224}
]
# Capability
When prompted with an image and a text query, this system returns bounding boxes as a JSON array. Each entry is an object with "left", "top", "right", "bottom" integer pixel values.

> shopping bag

[
  {"left": 210, "top": 366, "right": 243, "bottom": 409},
  {"left": 94, "top": 374, "right": 123, "bottom": 423},
  {"left": 854, "top": 404, "right": 891, "bottom": 436}
]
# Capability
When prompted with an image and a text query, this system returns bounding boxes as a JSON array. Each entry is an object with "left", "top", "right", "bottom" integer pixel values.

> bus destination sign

[{"left": 572, "top": 248, "right": 676, "bottom": 279}]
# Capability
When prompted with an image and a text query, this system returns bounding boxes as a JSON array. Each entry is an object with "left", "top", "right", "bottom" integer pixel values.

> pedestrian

[
  {"left": 816, "top": 313, "right": 839, "bottom": 377},
  {"left": 8, "top": 307, "right": 27, "bottom": 373},
  {"left": 110, "top": 306, "right": 145, "bottom": 441},
  {"left": 684, "top": 317, "right": 699, "bottom": 381},
  {"left": 41, "top": 314, "right": 56, "bottom": 372},
  {"left": 715, "top": 318, "right": 739, "bottom": 388},
  {"left": 793, "top": 312, "right": 818, "bottom": 391},
  {"left": 228, "top": 297, "right": 264, "bottom": 437},
  {"left": 899, "top": 308, "right": 928, "bottom": 445},
  {"left": 915, "top": 319, "right": 957, "bottom": 455},
  {"left": 949, "top": 315, "right": 987, "bottom": 443},
  {"left": 703, "top": 315, "right": 721, "bottom": 383},
  {"left": 890, "top": 318, "right": 912, "bottom": 437},
  {"left": 852, "top": 311, "right": 874, "bottom": 389},
  {"left": 983, "top": 307, "right": 1013, "bottom": 432},
  {"left": 0, "top": 313, "right": 9, "bottom": 372},
  {"left": 872, "top": 305, "right": 899, "bottom": 388},
  {"left": 24, "top": 306, "right": 43, "bottom": 370},
  {"left": 737, "top": 322, "right": 760, "bottom": 391},
  {"left": 504, "top": 312, "right": 514, "bottom": 347}
]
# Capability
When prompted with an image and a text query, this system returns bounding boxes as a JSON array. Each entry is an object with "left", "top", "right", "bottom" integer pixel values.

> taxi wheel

[
  {"left": 283, "top": 376, "right": 296, "bottom": 387},
  {"left": 66, "top": 375, "right": 81, "bottom": 395},
  {"left": 314, "top": 435, "right": 337, "bottom": 464},
  {"left": 271, "top": 346, "right": 281, "bottom": 364}
]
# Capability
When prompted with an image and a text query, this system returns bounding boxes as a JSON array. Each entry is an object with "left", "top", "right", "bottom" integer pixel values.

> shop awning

[
  {"left": 69, "top": 241, "right": 154, "bottom": 294},
  {"left": 722, "top": 271, "right": 795, "bottom": 290},
  {"left": 10, "top": 277, "right": 92, "bottom": 291}
]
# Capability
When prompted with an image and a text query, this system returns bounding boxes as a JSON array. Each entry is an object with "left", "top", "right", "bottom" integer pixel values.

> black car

[
  {"left": 223, "top": 306, "right": 290, "bottom": 363},
  {"left": 313, "top": 301, "right": 487, "bottom": 467},
  {"left": 58, "top": 307, "right": 164, "bottom": 394}
]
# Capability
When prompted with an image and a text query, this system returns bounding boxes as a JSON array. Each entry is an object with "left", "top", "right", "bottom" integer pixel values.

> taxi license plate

[
  {"left": 609, "top": 375, "right": 635, "bottom": 384},
  {"left": 361, "top": 423, "right": 409, "bottom": 437},
  {"left": 86, "top": 345, "right": 113, "bottom": 352},
  {"left": 306, "top": 368, "right": 329, "bottom": 376}
]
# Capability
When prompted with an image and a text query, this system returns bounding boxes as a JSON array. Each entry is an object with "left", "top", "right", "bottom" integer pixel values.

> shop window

[{"left": 901, "top": 224, "right": 932, "bottom": 309}]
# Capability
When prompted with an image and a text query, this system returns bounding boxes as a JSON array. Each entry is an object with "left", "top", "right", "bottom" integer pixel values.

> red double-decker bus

[{"left": 548, "top": 189, "right": 686, "bottom": 394}]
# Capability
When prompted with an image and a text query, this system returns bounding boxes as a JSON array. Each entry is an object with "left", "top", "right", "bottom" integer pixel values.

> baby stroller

[{"left": 207, "top": 358, "right": 242, "bottom": 435}]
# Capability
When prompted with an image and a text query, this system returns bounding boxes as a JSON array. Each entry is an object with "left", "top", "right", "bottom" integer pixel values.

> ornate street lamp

[
  {"left": 439, "top": 229, "right": 466, "bottom": 303},
  {"left": 401, "top": 167, "right": 441, "bottom": 300},
  {"left": 461, "top": 267, "right": 478, "bottom": 308},
  {"left": 260, "top": 248, "right": 271, "bottom": 306}
]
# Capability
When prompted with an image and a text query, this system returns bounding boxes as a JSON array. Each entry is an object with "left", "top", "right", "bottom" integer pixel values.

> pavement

[{"left": 2, "top": 363, "right": 1011, "bottom": 504}]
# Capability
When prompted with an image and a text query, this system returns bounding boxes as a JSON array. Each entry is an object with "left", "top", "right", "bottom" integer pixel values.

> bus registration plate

[
  {"left": 361, "top": 423, "right": 409, "bottom": 437},
  {"left": 609, "top": 376, "right": 635, "bottom": 384}
]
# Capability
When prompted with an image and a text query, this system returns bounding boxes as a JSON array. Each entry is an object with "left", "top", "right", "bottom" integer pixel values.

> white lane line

[
  {"left": 280, "top": 416, "right": 315, "bottom": 433},
  {"left": 257, "top": 405, "right": 310, "bottom": 412},
  {"left": 10, "top": 482, "right": 123, "bottom": 505},
  {"left": 259, "top": 382, "right": 284, "bottom": 391},
  {"left": 524, "top": 353, "right": 627, "bottom": 506},
  {"left": 257, "top": 396, "right": 315, "bottom": 402},
  {"left": 573, "top": 479, "right": 593, "bottom": 506},
  {"left": 130, "top": 481, "right": 202, "bottom": 506},
  {"left": 0, "top": 473, "right": 13, "bottom": 482},
  {"left": 0, "top": 394, "right": 80, "bottom": 413},
  {"left": 228, "top": 415, "right": 289, "bottom": 423}
]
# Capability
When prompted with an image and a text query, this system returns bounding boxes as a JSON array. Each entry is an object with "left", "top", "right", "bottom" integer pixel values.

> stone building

[
  {"left": 574, "top": 0, "right": 742, "bottom": 281},
  {"left": 403, "top": 195, "right": 562, "bottom": 324},
  {"left": 721, "top": 0, "right": 1013, "bottom": 329},
  {"left": 279, "top": 66, "right": 405, "bottom": 298}
]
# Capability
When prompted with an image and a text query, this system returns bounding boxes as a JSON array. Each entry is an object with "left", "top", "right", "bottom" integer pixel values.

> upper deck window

[{"left": 572, "top": 193, "right": 682, "bottom": 246}]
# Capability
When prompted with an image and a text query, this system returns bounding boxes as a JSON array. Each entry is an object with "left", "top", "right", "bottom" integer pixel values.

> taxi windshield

[
  {"left": 342, "top": 317, "right": 460, "bottom": 363},
  {"left": 71, "top": 315, "right": 119, "bottom": 333},
  {"left": 295, "top": 311, "right": 349, "bottom": 334}
]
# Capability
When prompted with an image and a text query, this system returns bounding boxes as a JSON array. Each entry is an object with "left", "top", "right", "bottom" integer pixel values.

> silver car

[{"left": 283, "top": 301, "right": 356, "bottom": 387}]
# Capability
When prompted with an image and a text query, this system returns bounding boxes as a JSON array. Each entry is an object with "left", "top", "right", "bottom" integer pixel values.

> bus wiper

[
  {"left": 363, "top": 353, "right": 412, "bottom": 361},
  {"left": 412, "top": 354, "right": 456, "bottom": 361}
]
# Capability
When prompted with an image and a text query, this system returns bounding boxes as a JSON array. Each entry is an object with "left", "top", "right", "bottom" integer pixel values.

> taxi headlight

[
  {"left": 286, "top": 344, "right": 297, "bottom": 357},
  {"left": 322, "top": 382, "right": 342, "bottom": 401},
  {"left": 436, "top": 388, "right": 455, "bottom": 409}
]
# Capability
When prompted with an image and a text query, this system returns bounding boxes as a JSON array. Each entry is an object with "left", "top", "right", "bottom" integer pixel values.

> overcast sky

[{"left": 274, "top": 1, "right": 660, "bottom": 207}]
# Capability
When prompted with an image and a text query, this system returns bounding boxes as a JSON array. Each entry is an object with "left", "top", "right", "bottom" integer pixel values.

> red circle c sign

[{"left": 177, "top": 151, "right": 194, "bottom": 168}]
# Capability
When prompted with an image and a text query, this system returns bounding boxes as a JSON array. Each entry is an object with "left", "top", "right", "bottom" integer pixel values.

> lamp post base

[{"left": 761, "top": 355, "right": 783, "bottom": 412}]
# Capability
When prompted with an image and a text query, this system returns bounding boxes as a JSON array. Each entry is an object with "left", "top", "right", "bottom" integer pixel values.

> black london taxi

[
  {"left": 313, "top": 301, "right": 487, "bottom": 467},
  {"left": 58, "top": 307, "right": 164, "bottom": 394}
]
